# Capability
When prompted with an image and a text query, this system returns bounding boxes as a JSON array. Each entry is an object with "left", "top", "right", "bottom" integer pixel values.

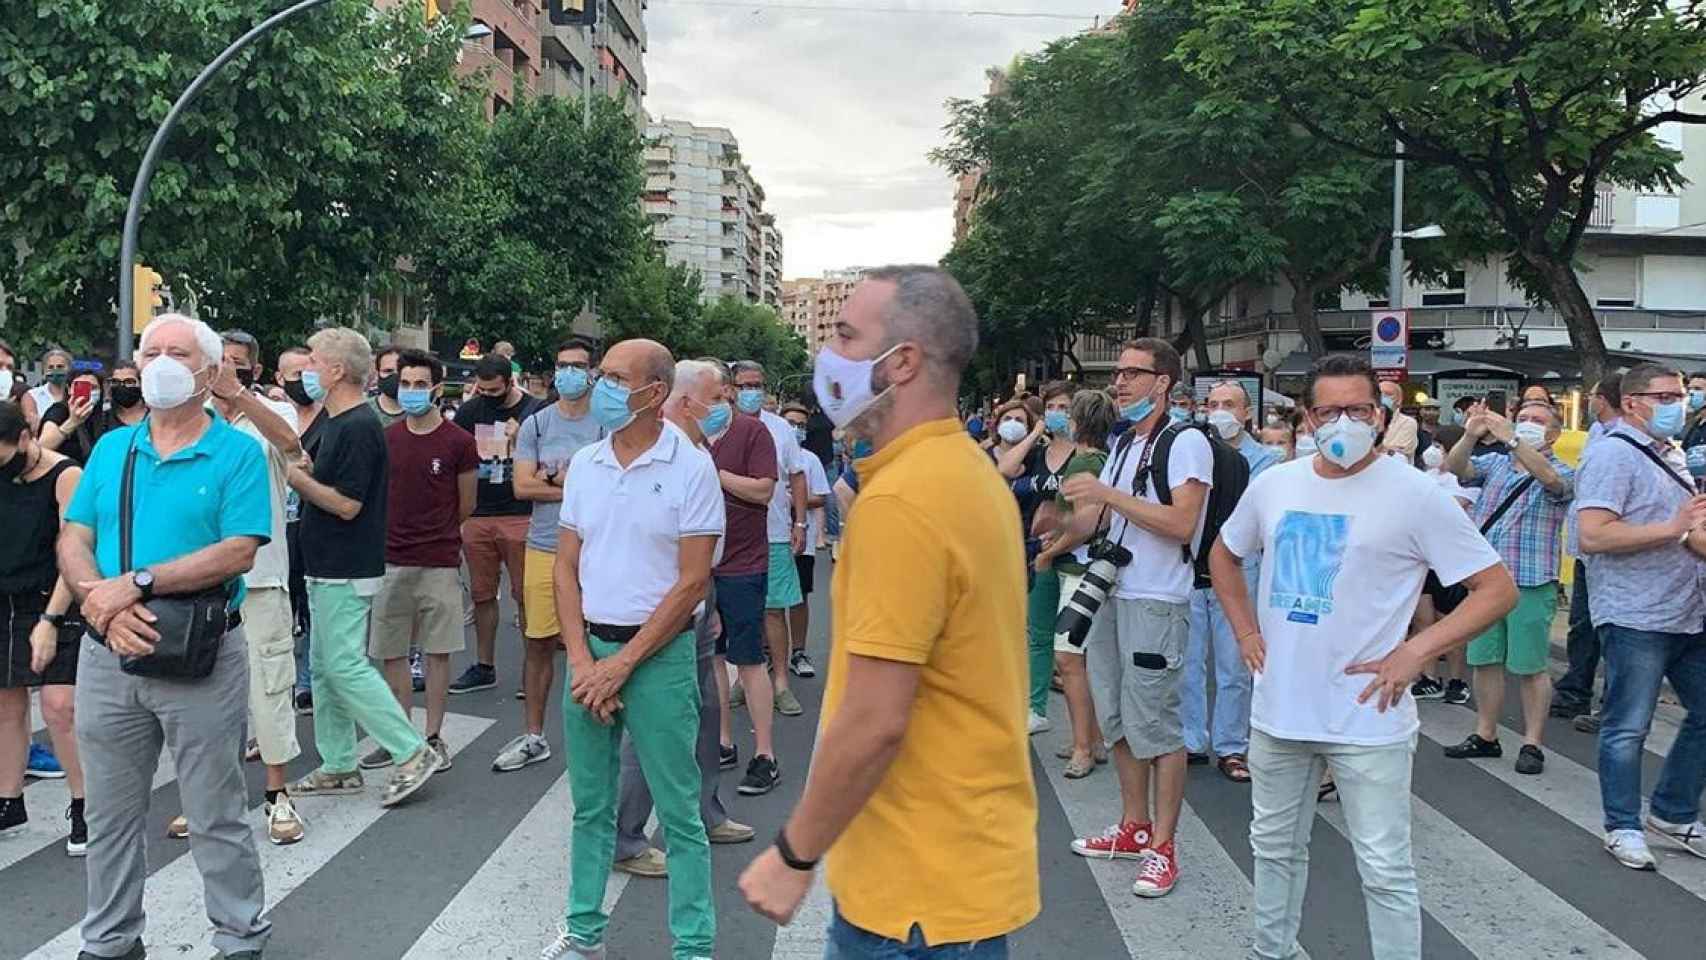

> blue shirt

[
  {"left": 1237, "top": 432, "right": 1282, "bottom": 479},
  {"left": 66, "top": 417, "right": 274, "bottom": 607}
]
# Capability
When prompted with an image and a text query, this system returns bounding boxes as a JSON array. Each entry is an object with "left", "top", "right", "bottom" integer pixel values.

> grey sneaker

[
  {"left": 492, "top": 733, "right": 552, "bottom": 773},
  {"left": 380, "top": 746, "right": 442, "bottom": 807},
  {"left": 427, "top": 734, "right": 452, "bottom": 773},
  {"left": 290, "top": 769, "right": 365, "bottom": 797},
  {"left": 1606, "top": 828, "right": 1657, "bottom": 870},
  {"left": 774, "top": 687, "right": 803, "bottom": 716},
  {"left": 613, "top": 846, "right": 667, "bottom": 878},
  {"left": 540, "top": 931, "right": 605, "bottom": 960},
  {"left": 707, "top": 818, "right": 755, "bottom": 844},
  {"left": 358, "top": 746, "right": 394, "bottom": 770},
  {"left": 1646, "top": 814, "right": 1706, "bottom": 859}
]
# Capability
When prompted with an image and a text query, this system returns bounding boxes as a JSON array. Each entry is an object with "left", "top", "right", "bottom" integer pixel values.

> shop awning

[{"left": 1435, "top": 347, "right": 1706, "bottom": 380}]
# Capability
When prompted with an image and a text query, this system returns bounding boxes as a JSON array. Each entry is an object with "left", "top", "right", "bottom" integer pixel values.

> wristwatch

[
  {"left": 793, "top": 521, "right": 808, "bottom": 529},
  {"left": 39, "top": 613, "right": 65, "bottom": 628},
  {"left": 132, "top": 569, "right": 156, "bottom": 603}
]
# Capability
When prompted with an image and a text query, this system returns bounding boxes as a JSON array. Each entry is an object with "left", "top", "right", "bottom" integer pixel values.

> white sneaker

[
  {"left": 493, "top": 733, "right": 552, "bottom": 773},
  {"left": 1646, "top": 815, "right": 1706, "bottom": 859},
  {"left": 540, "top": 929, "right": 605, "bottom": 959},
  {"left": 1605, "top": 829, "right": 1657, "bottom": 870},
  {"left": 1027, "top": 711, "right": 1051, "bottom": 735}
]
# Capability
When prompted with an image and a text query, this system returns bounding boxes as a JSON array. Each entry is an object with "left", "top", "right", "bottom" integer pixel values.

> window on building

[
  {"left": 1420, "top": 269, "right": 1467, "bottom": 307},
  {"left": 1590, "top": 257, "right": 1639, "bottom": 308}
]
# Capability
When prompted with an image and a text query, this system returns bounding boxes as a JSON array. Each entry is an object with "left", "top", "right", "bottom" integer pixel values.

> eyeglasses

[
  {"left": 1629, "top": 391, "right": 1687, "bottom": 405},
  {"left": 1308, "top": 403, "right": 1379, "bottom": 424},
  {"left": 1112, "top": 366, "right": 1157, "bottom": 383}
]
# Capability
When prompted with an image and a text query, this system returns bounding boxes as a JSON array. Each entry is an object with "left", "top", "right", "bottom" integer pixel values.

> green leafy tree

[
  {"left": 697, "top": 297, "right": 810, "bottom": 394},
  {"left": 0, "top": 0, "right": 481, "bottom": 352},
  {"left": 418, "top": 93, "right": 646, "bottom": 368},
  {"left": 600, "top": 251, "right": 708, "bottom": 350},
  {"left": 1180, "top": 0, "right": 1706, "bottom": 387}
]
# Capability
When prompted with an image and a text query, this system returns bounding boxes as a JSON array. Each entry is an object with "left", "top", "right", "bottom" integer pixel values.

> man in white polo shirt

[{"left": 545, "top": 339, "right": 724, "bottom": 960}]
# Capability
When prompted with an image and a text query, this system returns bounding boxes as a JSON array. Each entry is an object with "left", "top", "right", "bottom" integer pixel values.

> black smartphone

[{"left": 1484, "top": 389, "right": 1507, "bottom": 418}]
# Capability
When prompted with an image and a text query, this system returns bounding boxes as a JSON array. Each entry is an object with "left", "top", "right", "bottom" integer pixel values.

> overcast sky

[{"left": 645, "top": 1, "right": 1110, "bottom": 280}]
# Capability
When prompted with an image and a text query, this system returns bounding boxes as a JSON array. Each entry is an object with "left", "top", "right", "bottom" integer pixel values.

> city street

[{"left": 2, "top": 562, "right": 1703, "bottom": 960}]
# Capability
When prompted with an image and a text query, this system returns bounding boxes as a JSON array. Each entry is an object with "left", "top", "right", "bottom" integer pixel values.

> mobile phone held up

[
  {"left": 1483, "top": 389, "right": 1507, "bottom": 418},
  {"left": 71, "top": 379, "right": 94, "bottom": 407}
]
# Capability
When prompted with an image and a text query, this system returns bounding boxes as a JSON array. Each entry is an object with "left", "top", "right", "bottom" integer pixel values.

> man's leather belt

[{"left": 588, "top": 622, "right": 641, "bottom": 644}]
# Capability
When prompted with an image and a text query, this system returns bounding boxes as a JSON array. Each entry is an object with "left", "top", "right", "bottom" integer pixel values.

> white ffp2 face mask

[
  {"left": 813, "top": 343, "right": 901, "bottom": 430},
  {"left": 141, "top": 356, "right": 202, "bottom": 410},
  {"left": 1314, "top": 416, "right": 1376, "bottom": 468}
]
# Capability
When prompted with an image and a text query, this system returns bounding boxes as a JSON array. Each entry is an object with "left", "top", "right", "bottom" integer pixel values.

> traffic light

[
  {"left": 425, "top": 0, "right": 439, "bottom": 22},
  {"left": 548, "top": 0, "right": 596, "bottom": 27},
  {"left": 132, "top": 264, "right": 164, "bottom": 335}
]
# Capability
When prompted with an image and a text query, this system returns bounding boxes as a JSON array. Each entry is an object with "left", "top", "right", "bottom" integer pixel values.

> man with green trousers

[{"left": 544, "top": 338, "right": 724, "bottom": 960}]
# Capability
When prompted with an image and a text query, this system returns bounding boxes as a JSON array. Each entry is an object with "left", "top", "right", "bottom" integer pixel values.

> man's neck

[
  {"left": 114, "top": 405, "right": 145, "bottom": 425},
  {"left": 149, "top": 402, "right": 211, "bottom": 456},
  {"left": 406, "top": 409, "right": 443, "bottom": 434},
  {"left": 556, "top": 394, "right": 591, "bottom": 418},
  {"left": 1129, "top": 406, "right": 1165, "bottom": 438},
  {"left": 612, "top": 416, "right": 664, "bottom": 466},
  {"left": 666, "top": 411, "right": 705, "bottom": 447},
  {"left": 375, "top": 393, "right": 403, "bottom": 415},
  {"left": 324, "top": 384, "right": 363, "bottom": 416},
  {"left": 500, "top": 388, "right": 523, "bottom": 410}
]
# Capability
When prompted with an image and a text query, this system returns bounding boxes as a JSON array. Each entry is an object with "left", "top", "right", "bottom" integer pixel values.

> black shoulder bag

[
  {"left": 113, "top": 431, "right": 232, "bottom": 680},
  {"left": 1609, "top": 433, "right": 1698, "bottom": 496}
]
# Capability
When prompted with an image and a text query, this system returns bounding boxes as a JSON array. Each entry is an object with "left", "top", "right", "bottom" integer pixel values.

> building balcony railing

[{"left": 1590, "top": 184, "right": 1616, "bottom": 229}]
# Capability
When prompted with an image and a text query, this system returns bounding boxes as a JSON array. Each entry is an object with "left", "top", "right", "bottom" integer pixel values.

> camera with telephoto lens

[{"left": 1055, "top": 538, "right": 1133, "bottom": 648}]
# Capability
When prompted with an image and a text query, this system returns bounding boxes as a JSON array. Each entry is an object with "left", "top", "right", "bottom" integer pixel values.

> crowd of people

[{"left": 1, "top": 263, "right": 1704, "bottom": 959}]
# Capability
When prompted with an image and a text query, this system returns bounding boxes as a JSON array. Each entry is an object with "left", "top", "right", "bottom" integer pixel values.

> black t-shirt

[
  {"left": 454, "top": 391, "right": 545, "bottom": 517},
  {"left": 300, "top": 404, "right": 388, "bottom": 579},
  {"left": 1020, "top": 444, "right": 1072, "bottom": 537},
  {"left": 41, "top": 404, "right": 125, "bottom": 465},
  {"left": 300, "top": 408, "right": 328, "bottom": 459}
]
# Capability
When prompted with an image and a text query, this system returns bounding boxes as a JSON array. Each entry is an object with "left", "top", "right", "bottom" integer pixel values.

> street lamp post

[
  {"left": 117, "top": 0, "right": 336, "bottom": 360},
  {"left": 1389, "top": 139, "right": 1406, "bottom": 310}
]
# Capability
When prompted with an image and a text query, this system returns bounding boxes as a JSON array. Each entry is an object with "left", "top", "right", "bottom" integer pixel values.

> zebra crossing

[{"left": 2, "top": 609, "right": 1701, "bottom": 959}]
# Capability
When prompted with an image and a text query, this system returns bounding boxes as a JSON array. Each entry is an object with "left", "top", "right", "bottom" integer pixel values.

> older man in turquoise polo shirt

[{"left": 59, "top": 314, "right": 274, "bottom": 960}]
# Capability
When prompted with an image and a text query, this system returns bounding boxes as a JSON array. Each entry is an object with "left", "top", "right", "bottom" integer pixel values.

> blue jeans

[
  {"left": 1597, "top": 623, "right": 1706, "bottom": 832},
  {"left": 1182, "top": 583, "right": 1253, "bottom": 757},
  {"left": 825, "top": 912, "right": 1007, "bottom": 959}
]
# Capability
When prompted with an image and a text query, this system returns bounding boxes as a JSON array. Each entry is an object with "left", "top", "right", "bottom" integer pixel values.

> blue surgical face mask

[
  {"left": 736, "top": 387, "right": 765, "bottom": 415},
  {"left": 398, "top": 387, "right": 434, "bottom": 416},
  {"left": 592, "top": 377, "right": 640, "bottom": 432},
  {"left": 851, "top": 438, "right": 875, "bottom": 459},
  {"left": 1648, "top": 400, "right": 1687, "bottom": 439},
  {"left": 793, "top": 425, "right": 807, "bottom": 443},
  {"left": 1120, "top": 396, "right": 1155, "bottom": 424},
  {"left": 301, "top": 369, "right": 327, "bottom": 403},
  {"left": 555, "top": 366, "right": 590, "bottom": 400},
  {"left": 1169, "top": 407, "right": 1191, "bottom": 425},
  {"left": 1381, "top": 394, "right": 1396, "bottom": 411},
  {"left": 699, "top": 401, "right": 732, "bottom": 437},
  {"left": 1044, "top": 410, "right": 1069, "bottom": 434},
  {"left": 1690, "top": 389, "right": 1706, "bottom": 413}
]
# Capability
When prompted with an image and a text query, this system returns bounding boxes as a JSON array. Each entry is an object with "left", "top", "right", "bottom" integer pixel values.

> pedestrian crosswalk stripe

[
  {"left": 768, "top": 874, "right": 833, "bottom": 959},
  {"left": 21, "top": 711, "right": 492, "bottom": 960},
  {"left": 1, "top": 752, "right": 176, "bottom": 875},
  {"left": 1416, "top": 703, "right": 1706, "bottom": 901}
]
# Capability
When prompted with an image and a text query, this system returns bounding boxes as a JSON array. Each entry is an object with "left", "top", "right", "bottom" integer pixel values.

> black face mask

[
  {"left": 377, "top": 373, "right": 399, "bottom": 400},
  {"left": 110, "top": 384, "right": 143, "bottom": 409},
  {"left": 0, "top": 446, "right": 31, "bottom": 483},
  {"left": 283, "top": 378, "right": 314, "bottom": 407},
  {"left": 235, "top": 367, "right": 256, "bottom": 388}
]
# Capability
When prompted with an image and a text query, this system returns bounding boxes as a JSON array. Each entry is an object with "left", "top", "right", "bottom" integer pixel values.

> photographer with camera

[{"left": 1058, "top": 338, "right": 1212, "bottom": 899}]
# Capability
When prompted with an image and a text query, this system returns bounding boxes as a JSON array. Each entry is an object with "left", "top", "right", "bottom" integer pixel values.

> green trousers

[
  {"left": 306, "top": 578, "right": 424, "bottom": 774},
  {"left": 564, "top": 630, "right": 713, "bottom": 958},
  {"left": 1027, "top": 567, "right": 1062, "bottom": 716}
]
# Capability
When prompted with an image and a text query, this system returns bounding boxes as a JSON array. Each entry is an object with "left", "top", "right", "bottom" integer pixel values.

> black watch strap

[
  {"left": 40, "top": 613, "right": 65, "bottom": 628},
  {"left": 775, "top": 828, "right": 818, "bottom": 871}
]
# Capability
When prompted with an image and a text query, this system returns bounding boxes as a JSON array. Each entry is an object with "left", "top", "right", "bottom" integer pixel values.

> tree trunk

[
  {"left": 1170, "top": 297, "right": 1213, "bottom": 371},
  {"left": 1525, "top": 252, "right": 1609, "bottom": 390},
  {"left": 1290, "top": 282, "right": 1328, "bottom": 358}
]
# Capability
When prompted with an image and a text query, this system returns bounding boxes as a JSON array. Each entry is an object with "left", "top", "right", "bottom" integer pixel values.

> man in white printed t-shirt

[
  {"left": 1209, "top": 354, "right": 1515, "bottom": 960},
  {"left": 1059, "top": 337, "right": 1212, "bottom": 899}
]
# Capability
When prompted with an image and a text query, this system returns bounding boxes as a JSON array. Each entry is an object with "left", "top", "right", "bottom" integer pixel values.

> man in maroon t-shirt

[
  {"left": 697, "top": 362, "right": 783, "bottom": 794},
  {"left": 367, "top": 350, "right": 480, "bottom": 767}
]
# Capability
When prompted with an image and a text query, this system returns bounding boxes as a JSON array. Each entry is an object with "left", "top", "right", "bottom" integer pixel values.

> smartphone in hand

[
  {"left": 71, "top": 379, "right": 93, "bottom": 407},
  {"left": 1484, "top": 389, "right": 1507, "bottom": 418}
]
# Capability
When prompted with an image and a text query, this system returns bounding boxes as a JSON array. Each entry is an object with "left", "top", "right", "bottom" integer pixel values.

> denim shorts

[
  {"left": 825, "top": 912, "right": 1008, "bottom": 959},
  {"left": 713, "top": 572, "right": 767, "bottom": 666}
]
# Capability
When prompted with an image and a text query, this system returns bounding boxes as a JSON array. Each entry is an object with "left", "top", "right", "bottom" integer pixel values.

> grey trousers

[
  {"left": 75, "top": 629, "right": 271, "bottom": 958},
  {"left": 615, "top": 598, "right": 728, "bottom": 859}
]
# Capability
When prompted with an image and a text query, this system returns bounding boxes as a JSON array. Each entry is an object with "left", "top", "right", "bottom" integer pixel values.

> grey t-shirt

[
  {"left": 1573, "top": 423, "right": 1706, "bottom": 634},
  {"left": 513, "top": 403, "right": 603, "bottom": 552}
]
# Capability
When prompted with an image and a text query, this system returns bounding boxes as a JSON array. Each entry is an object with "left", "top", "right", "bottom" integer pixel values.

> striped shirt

[{"left": 1466, "top": 450, "right": 1575, "bottom": 587}]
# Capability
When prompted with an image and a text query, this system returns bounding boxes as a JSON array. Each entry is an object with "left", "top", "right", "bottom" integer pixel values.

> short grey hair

[
  {"left": 1207, "top": 379, "right": 1251, "bottom": 409},
  {"left": 671, "top": 359, "right": 721, "bottom": 400},
  {"left": 306, "top": 327, "right": 374, "bottom": 386},
  {"left": 695, "top": 357, "right": 730, "bottom": 385},
  {"left": 1069, "top": 389, "right": 1117, "bottom": 448},
  {"left": 863, "top": 265, "right": 978, "bottom": 377},
  {"left": 731, "top": 360, "right": 765, "bottom": 383},
  {"left": 221, "top": 328, "right": 261, "bottom": 366},
  {"left": 41, "top": 347, "right": 73, "bottom": 366},
  {"left": 140, "top": 313, "right": 224, "bottom": 371}
]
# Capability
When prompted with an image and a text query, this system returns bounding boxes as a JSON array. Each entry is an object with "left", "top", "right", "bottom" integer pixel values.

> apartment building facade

[
  {"left": 459, "top": 0, "right": 544, "bottom": 117},
  {"left": 761, "top": 215, "right": 785, "bottom": 307},
  {"left": 781, "top": 268, "right": 867, "bottom": 353},
  {"left": 645, "top": 119, "right": 779, "bottom": 304},
  {"left": 538, "top": 0, "right": 648, "bottom": 122}
]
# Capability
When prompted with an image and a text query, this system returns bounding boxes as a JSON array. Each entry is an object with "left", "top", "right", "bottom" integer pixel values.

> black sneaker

[
  {"left": 1443, "top": 734, "right": 1502, "bottom": 759},
  {"left": 1411, "top": 675, "right": 1445, "bottom": 700},
  {"left": 1574, "top": 713, "right": 1602, "bottom": 734},
  {"left": 1515, "top": 744, "right": 1545, "bottom": 775},
  {"left": 0, "top": 795, "right": 25, "bottom": 834},
  {"left": 1442, "top": 679, "right": 1471, "bottom": 705},
  {"left": 788, "top": 650, "right": 817, "bottom": 679},
  {"left": 448, "top": 663, "right": 496, "bottom": 695},
  {"left": 1186, "top": 752, "right": 1210, "bottom": 766},
  {"left": 737, "top": 755, "right": 780, "bottom": 795},
  {"left": 293, "top": 690, "right": 313, "bottom": 715},
  {"left": 77, "top": 941, "right": 144, "bottom": 960},
  {"left": 1550, "top": 700, "right": 1590, "bottom": 719},
  {"left": 65, "top": 800, "right": 88, "bottom": 857},
  {"left": 719, "top": 743, "right": 738, "bottom": 770}
]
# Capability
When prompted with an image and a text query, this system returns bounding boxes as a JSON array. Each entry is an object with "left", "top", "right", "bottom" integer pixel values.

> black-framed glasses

[
  {"left": 1309, "top": 403, "right": 1379, "bottom": 424},
  {"left": 1112, "top": 365, "right": 1157, "bottom": 383},
  {"left": 1629, "top": 390, "right": 1687, "bottom": 405}
]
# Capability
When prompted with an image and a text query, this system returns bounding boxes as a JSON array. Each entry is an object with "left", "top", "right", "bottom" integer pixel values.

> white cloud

[{"left": 644, "top": 1, "right": 1103, "bottom": 278}]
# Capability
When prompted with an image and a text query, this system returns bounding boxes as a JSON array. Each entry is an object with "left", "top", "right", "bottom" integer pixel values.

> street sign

[{"left": 1370, "top": 309, "right": 1408, "bottom": 377}]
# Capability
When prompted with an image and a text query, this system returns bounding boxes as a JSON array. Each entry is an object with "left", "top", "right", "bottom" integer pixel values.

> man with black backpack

[
  {"left": 1439, "top": 401, "right": 1575, "bottom": 776},
  {"left": 1060, "top": 337, "right": 1230, "bottom": 899}
]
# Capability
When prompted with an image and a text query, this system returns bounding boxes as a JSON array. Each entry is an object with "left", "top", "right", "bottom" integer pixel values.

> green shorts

[
  {"left": 765, "top": 542, "right": 803, "bottom": 610},
  {"left": 1466, "top": 583, "right": 1557, "bottom": 676}
]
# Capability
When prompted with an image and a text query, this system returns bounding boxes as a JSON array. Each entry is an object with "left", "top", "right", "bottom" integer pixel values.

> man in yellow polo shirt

[{"left": 739, "top": 265, "right": 1039, "bottom": 957}]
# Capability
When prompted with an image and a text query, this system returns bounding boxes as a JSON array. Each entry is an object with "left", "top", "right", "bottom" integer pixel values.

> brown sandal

[{"left": 1217, "top": 754, "right": 1251, "bottom": 783}]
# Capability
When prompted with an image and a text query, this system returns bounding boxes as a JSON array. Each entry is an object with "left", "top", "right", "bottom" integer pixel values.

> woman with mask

[
  {"left": 40, "top": 367, "right": 141, "bottom": 465},
  {"left": 21, "top": 348, "right": 73, "bottom": 434},
  {"left": 0, "top": 400, "right": 87, "bottom": 855},
  {"left": 998, "top": 383, "right": 1078, "bottom": 735}
]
